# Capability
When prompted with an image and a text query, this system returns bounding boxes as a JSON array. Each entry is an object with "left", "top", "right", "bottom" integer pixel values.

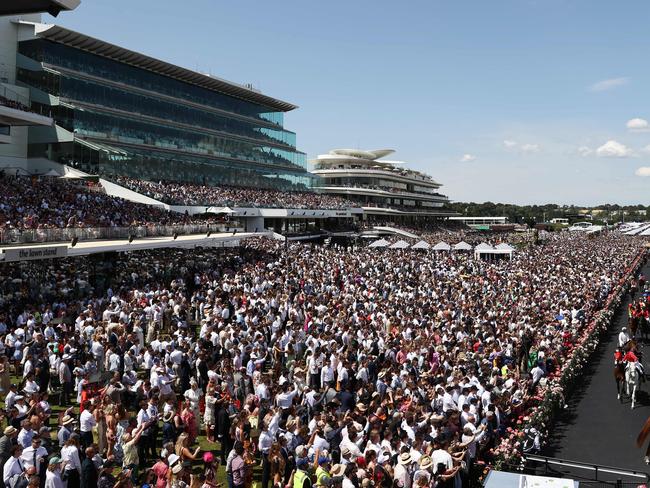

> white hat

[
  {"left": 399, "top": 452, "right": 413, "bottom": 465},
  {"left": 167, "top": 453, "right": 180, "bottom": 466}
]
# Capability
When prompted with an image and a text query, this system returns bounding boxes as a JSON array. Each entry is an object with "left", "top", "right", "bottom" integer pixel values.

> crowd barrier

[{"left": 0, "top": 223, "right": 242, "bottom": 244}]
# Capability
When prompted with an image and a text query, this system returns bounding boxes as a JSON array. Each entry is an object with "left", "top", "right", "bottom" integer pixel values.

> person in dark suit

[
  {"left": 80, "top": 447, "right": 98, "bottom": 488},
  {"left": 0, "top": 427, "right": 18, "bottom": 488},
  {"left": 215, "top": 401, "right": 231, "bottom": 466}
]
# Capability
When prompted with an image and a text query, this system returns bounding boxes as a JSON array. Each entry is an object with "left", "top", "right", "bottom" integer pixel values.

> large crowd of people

[
  {"left": 111, "top": 176, "right": 358, "bottom": 210},
  {"left": 0, "top": 173, "right": 214, "bottom": 233},
  {"left": 0, "top": 231, "right": 643, "bottom": 488}
]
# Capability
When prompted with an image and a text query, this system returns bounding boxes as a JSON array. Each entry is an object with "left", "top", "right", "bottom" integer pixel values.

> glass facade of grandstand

[{"left": 17, "top": 38, "right": 312, "bottom": 190}]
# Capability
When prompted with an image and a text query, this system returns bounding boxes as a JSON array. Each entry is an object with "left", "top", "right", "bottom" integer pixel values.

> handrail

[
  {"left": 0, "top": 223, "right": 243, "bottom": 245},
  {"left": 0, "top": 85, "right": 31, "bottom": 109},
  {"left": 525, "top": 454, "right": 650, "bottom": 482}
]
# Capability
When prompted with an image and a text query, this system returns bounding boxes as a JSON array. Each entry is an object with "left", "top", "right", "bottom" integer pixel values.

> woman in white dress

[
  {"left": 203, "top": 384, "right": 217, "bottom": 443},
  {"left": 183, "top": 377, "right": 202, "bottom": 423},
  {"left": 44, "top": 457, "right": 65, "bottom": 488}
]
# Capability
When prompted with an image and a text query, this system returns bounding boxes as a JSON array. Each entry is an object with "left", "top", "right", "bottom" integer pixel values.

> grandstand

[{"left": 311, "top": 148, "right": 457, "bottom": 225}]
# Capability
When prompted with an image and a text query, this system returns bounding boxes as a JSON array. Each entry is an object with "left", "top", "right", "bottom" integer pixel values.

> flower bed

[{"left": 491, "top": 249, "right": 647, "bottom": 471}]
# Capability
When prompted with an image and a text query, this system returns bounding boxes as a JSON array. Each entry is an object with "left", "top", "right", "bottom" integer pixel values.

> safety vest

[
  {"left": 315, "top": 466, "right": 330, "bottom": 485},
  {"left": 294, "top": 469, "right": 311, "bottom": 488}
]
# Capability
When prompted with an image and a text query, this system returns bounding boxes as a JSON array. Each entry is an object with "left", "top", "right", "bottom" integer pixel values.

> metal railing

[
  {"left": 0, "top": 223, "right": 244, "bottom": 245},
  {"left": 525, "top": 454, "right": 650, "bottom": 486},
  {"left": 0, "top": 84, "right": 31, "bottom": 111}
]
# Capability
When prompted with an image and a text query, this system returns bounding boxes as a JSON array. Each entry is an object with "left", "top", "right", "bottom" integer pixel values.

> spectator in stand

[{"left": 111, "top": 175, "right": 357, "bottom": 210}]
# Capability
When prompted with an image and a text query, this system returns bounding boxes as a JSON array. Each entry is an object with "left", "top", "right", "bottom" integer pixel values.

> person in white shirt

[
  {"left": 21, "top": 435, "right": 48, "bottom": 470},
  {"left": 320, "top": 364, "right": 335, "bottom": 389},
  {"left": 619, "top": 327, "right": 630, "bottom": 348},
  {"left": 531, "top": 363, "right": 545, "bottom": 385},
  {"left": 61, "top": 436, "right": 82, "bottom": 486},
  {"left": 17, "top": 420, "right": 35, "bottom": 448},
  {"left": 3, "top": 445, "right": 24, "bottom": 487},
  {"left": 275, "top": 383, "right": 299, "bottom": 410},
  {"left": 44, "top": 457, "right": 65, "bottom": 488},
  {"left": 79, "top": 402, "right": 96, "bottom": 449}
]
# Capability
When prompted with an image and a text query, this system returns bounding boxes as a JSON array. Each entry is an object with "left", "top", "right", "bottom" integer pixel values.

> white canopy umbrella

[
  {"left": 411, "top": 240, "right": 431, "bottom": 250},
  {"left": 453, "top": 241, "right": 472, "bottom": 251},
  {"left": 495, "top": 243, "right": 515, "bottom": 251},
  {"left": 432, "top": 241, "right": 451, "bottom": 251},
  {"left": 368, "top": 239, "right": 389, "bottom": 248},
  {"left": 389, "top": 240, "right": 410, "bottom": 249}
]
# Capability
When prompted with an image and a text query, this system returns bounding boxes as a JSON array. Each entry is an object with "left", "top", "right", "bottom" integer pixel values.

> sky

[{"left": 45, "top": 0, "right": 650, "bottom": 205}]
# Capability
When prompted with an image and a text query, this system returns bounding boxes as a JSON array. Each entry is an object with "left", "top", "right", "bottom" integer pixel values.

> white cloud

[
  {"left": 577, "top": 146, "right": 593, "bottom": 157},
  {"left": 503, "top": 140, "right": 540, "bottom": 154},
  {"left": 627, "top": 118, "right": 650, "bottom": 132},
  {"left": 642, "top": 145, "right": 650, "bottom": 154},
  {"left": 595, "top": 140, "right": 633, "bottom": 158},
  {"left": 459, "top": 153, "right": 476, "bottom": 163},
  {"left": 635, "top": 167, "right": 650, "bottom": 177},
  {"left": 589, "top": 77, "right": 629, "bottom": 92},
  {"left": 521, "top": 143, "right": 541, "bottom": 154}
]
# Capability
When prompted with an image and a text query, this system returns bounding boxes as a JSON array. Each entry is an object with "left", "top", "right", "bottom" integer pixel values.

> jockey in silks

[
  {"left": 615, "top": 348, "right": 625, "bottom": 364},
  {"left": 624, "top": 349, "right": 645, "bottom": 382}
]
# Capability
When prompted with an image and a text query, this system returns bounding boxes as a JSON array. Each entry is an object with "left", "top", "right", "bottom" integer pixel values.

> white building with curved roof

[{"left": 310, "top": 148, "right": 452, "bottom": 221}]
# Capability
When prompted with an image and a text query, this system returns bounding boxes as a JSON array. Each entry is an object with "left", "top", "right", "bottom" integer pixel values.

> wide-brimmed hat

[
  {"left": 418, "top": 455, "right": 433, "bottom": 470},
  {"left": 399, "top": 452, "right": 413, "bottom": 465},
  {"left": 330, "top": 464, "right": 345, "bottom": 477},
  {"left": 3, "top": 426, "right": 17, "bottom": 436},
  {"left": 167, "top": 454, "right": 180, "bottom": 466},
  {"left": 61, "top": 415, "right": 75, "bottom": 426},
  {"left": 48, "top": 457, "right": 62, "bottom": 466}
]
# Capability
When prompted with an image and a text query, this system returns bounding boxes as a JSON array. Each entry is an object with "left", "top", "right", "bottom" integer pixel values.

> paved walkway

[{"left": 544, "top": 261, "right": 650, "bottom": 478}]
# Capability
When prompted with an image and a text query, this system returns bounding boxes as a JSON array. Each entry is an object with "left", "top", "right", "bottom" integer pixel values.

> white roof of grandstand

[
  {"left": 639, "top": 227, "right": 650, "bottom": 236},
  {"left": 411, "top": 240, "right": 431, "bottom": 250},
  {"left": 453, "top": 241, "right": 472, "bottom": 251},
  {"left": 495, "top": 243, "right": 515, "bottom": 251},
  {"left": 389, "top": 240, "right": 411, "bottom": 249},
  {"left": 22, "top": 22, "right": 297, "bottom": 111},
  {"left": 368, "top": 239, "right": 389, "bottom": 248},
  {"left": 432, "top": 241, "right": 452, "bottom": 251}
]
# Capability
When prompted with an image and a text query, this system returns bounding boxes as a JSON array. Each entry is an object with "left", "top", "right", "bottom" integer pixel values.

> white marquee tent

[
  {"left": 474, "top": 242, "right": 514, "bottom": 260},
  {"left": 389, "top": 240, "right": 411, "bottom": 249},
  {"left": 368, "top": 238, "right": 389, "bottom": 248},
  {"left": 411, "top": 240, "right": 431, "bottom": 250},
  {"left": 432, "top": 241, "right": 452, "bottom": 251},
  {"left": 453, "top": 241, "right": 472, "bottom": 251}
]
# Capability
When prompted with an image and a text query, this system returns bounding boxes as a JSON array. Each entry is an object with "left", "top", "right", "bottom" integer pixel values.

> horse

[{"left": 626, "top": 361, "right": 641, "bottom": 409}]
